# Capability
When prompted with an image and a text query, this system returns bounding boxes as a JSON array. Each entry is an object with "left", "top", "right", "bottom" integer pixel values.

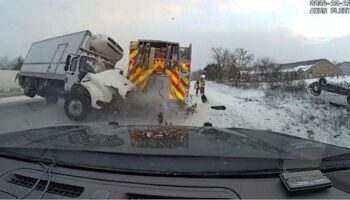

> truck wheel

[
  {"left": 319, "top": 77, "right": 327, "bottom": 87},
  {"left": 24, "top": 79, "right": 36, "bottom": 98},
  {"left": 64, "top": 94, "right": 90, "bottom": 121},
  {"left": 45, "top": 95, "right": 58, "bottom": 104},
  {"left": 310, "top": 82, "right": 321, "bottom": 96}
]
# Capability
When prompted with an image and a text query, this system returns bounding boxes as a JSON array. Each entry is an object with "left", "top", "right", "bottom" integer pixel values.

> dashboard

[{"left": 0, "top": 156, "right": 349, "bottom": 199}]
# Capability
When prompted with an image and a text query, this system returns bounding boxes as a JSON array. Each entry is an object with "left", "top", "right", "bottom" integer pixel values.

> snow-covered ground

[
  {"left": 0, "top": 70, "right": 22, "bottom": 97},
  {"left": 183, "top": 82, "right": 350, "bottom": 148},
  {"left": 0, "top": 70, "right": 20, "bottom": 89},
  {"left": 0, "top": 80, "right": 349, "bottom": 149}
]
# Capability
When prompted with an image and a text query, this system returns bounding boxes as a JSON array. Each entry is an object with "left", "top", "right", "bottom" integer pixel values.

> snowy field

[
  {"left": 0, "top": 80, "right": 349, "bottom": 149},
  {"left": 185, "top": 81, "right": 350, "bottom": 148},
  {"left": 0, "top": 70, "right": 22, "bottom": 97},
  {"left": 0, "top": 70, "right": 20, "bottom": 89}
]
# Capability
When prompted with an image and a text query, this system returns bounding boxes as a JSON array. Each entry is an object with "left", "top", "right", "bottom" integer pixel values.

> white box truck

[{"left": 18, "top": 30, "right": 134, "bottom": 121}]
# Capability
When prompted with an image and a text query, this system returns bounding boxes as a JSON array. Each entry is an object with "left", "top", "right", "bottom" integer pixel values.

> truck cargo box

[{"left": 20, "top": 30, "right": 92, "bottom": 80}]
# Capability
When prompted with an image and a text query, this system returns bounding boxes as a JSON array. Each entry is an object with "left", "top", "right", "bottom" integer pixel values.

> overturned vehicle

[{"left": 309, "top": 77, "right": 350, "bottom": 107}]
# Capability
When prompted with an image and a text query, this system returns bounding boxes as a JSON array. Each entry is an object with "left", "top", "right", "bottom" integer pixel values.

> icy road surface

[{"left": 0, "top": 81, "right": 349, "bottom": 148}]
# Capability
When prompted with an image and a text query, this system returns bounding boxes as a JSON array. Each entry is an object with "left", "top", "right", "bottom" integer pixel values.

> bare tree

[
  {"left": 0, "top": 56, "right": 10, "bottom": 70},
  {"left": 203, "top": 64, "right": 221, "bottom": 81},
  {"left": 271, "top": 63, "right": 282, "bottom": 82},
  {"left": 254, "top": 57, "right": 279, "bottom": 82},
  {"left": 0, "top": 56, "right": 24, "bottom": 70},
  {"left": 211, "top": 47, "right": 230, "bottom": 80},
  {"left": 13, "top": 56, "right": 24, "bottom": 70},
  {"left": 211, "top": 47, "right": 223, "bottom": 68},
  {"left": 233, "top": 48, "right": 254, "bottom": 70},
  {"left": 211, "top": 47, "right": 254, "bottom": 81}
]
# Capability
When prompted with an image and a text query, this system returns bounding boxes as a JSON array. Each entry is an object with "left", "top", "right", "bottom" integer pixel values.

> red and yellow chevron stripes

[
  {"left": 127, "top": 49, "right": 139, "bottom": 78},
  {"left": 127, "top": 48, "right": 190, "bottom": 102}
]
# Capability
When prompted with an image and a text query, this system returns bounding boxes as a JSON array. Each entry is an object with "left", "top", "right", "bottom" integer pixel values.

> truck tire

[
  {"left": 310, "top": 82, "right": 322, "bottom": 96},
  {"left": 64, "top": 94, "right": 90, "bottom": 121},
  {"left": 319, "top": 77, "right": 327, "bottom": 87},
  {"left": 23, "top": 78, "right": 36, "bottom": 98}
]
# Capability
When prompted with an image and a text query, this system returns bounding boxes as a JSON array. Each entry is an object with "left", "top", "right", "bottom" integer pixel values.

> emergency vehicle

[{"left": 127, "top": 40, "right": 192, "bottom": 104}]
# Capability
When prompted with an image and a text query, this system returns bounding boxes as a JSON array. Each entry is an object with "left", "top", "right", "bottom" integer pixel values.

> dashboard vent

[
  {"left": 127, "top": 193, "right": 183, "bottom": 199},
  {"left": 7, "top": 174, "right": 84, "bottom": 198},
  {"left": 127, "top": 193, "right": 213, "bottom": 199}
]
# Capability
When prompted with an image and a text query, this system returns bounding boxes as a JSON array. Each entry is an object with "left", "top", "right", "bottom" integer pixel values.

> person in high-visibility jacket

[
  {"left": 194, "top": 75, "right": 205, "bottom": 96},
  {"left": 199, "top": 78, "right": 205, "bottom": 95},
  {"left": 194, "top": 80, "right": 200, "bottom": 96}
]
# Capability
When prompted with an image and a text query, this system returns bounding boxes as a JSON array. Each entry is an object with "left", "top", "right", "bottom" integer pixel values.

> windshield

[
  {"left": 1, "top": 125, "right": 349, "bottom": 175},
  {"left": 79, "top": 56, "right": 107, "bottom": 74},
  {"left": 1, "top": 0, "right": 350, "bottom": 176}
]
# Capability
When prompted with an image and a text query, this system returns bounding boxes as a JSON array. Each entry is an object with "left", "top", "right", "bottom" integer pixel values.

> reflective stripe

[
  {"left": 181, "top": 63, "right": 190, "bottom": 71},
  {"left": 128, "top": 49, "right": 139, "bottom": 75},
  {"left": 130, "top": 67, "right": 142, "bottom": 82},
  {"left": 128, "top": 57, "right": 188, "bottom": 101},
  {"left": 134, "top": 74, "right": 147, "bottom": 85},
  {"left": 181, "top": 78, "right": 189, "bottom": 87},
  {"left": 130, "top": 49, "right": 138, "bottom": 60},
  {"left": 173, "top": 88, "right": 185, "bottom": 101}
]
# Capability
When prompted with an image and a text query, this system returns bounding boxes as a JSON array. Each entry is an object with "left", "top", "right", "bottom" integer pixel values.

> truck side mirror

[{"left": 64, "top": 55, "right": 71, "bottom": 71}]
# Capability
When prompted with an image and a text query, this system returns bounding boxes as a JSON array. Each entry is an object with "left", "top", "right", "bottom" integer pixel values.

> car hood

[{"left": 1, "top": 125, "right": 349, "bottom": 161}]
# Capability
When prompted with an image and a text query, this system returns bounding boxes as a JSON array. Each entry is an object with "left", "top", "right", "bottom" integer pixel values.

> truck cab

[
  {"left": 64, "top": 55, "right": 111, "bottom": 91},
  {"left": 63, "top": 53, "right": 133, "bottom": 121}
]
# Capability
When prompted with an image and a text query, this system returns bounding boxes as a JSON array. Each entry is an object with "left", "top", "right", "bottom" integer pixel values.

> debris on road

[{"left": 211, "top": 106, "right": 226, "bottom": 110}]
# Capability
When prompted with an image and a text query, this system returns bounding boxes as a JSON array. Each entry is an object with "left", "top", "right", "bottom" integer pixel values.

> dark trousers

[{"left": 200, "top": 87, "right": 205, "bottom": 95}]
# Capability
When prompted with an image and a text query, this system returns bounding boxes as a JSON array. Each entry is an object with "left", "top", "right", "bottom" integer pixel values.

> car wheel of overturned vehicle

[
  {"left": 310, "top": 82, "right": 322, "bottom": 96},
  {"left": 64, "top": 94, "right": 90, "bottom": 121}
]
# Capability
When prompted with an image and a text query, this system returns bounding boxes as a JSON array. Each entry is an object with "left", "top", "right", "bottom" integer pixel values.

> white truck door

[{"left": 64, "top": 56, "right": 79, "bottom": 91}]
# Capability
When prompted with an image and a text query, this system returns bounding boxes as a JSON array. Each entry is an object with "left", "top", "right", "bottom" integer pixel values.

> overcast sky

[{"left": 1, "top": 0, "right": 350, "bottom": 70}]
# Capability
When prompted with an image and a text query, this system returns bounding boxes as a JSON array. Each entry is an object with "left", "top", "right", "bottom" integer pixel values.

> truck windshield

[
  {"left": 79, "top": 56, "right": 107, "bottom": 74},
  {"left": 103, "top": 61, "right": 115, "bottom": 70}
]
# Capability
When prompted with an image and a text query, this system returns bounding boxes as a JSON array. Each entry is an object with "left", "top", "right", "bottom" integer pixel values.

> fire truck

[{"left": 126, "top": 40, "right": 192, "bottom": 105}]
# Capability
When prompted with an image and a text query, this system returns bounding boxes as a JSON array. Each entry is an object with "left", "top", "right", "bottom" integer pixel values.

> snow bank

[
  {"left": 0, "top": 70, "right": 20, "bottom": 89},
  {"left": 0, "top": 96, "right": 43, "bottom": 108}
]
